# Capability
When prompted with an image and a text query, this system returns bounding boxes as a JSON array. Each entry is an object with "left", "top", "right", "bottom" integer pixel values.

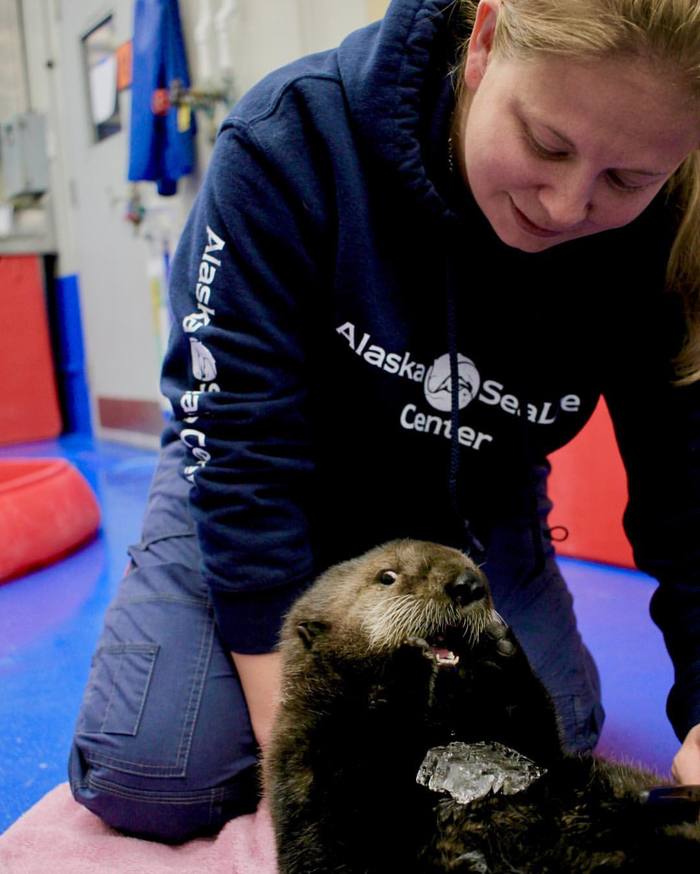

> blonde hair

[{"left": 459, "top": 0, "right": 700, "bottom": 383}]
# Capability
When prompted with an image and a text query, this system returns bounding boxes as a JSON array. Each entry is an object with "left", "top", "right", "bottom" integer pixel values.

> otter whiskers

[{"left": 360, "top": 593, "right": 498, "bottom": 652}]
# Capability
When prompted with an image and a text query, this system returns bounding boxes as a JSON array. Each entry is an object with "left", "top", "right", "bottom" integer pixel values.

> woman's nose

[{"left": 537, "top": 171, "right": 593, "bottom": 229}]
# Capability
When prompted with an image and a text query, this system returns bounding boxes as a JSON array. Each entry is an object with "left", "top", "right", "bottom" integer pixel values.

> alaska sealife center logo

[{"left": 423, "top": 353, "right": 481, "bottom": 412}]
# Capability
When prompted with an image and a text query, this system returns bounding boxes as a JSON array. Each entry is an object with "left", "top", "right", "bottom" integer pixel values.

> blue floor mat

[{"left": 0, "top": 435, "right": 681, "bottom": 833}]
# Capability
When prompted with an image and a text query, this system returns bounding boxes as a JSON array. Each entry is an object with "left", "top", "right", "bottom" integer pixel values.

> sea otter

[{"left": 264, "top": 539, "right": 700, "bottom": 873}]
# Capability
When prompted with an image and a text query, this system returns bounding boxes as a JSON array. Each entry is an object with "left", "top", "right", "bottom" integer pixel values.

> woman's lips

[{"left": 509, "top": 198, "right": 562, "bottom": 238}]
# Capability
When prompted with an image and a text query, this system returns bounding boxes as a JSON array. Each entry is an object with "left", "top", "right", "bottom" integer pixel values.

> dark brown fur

[{"left": 264, "top": 540, "right": 700, "bottom": 873}]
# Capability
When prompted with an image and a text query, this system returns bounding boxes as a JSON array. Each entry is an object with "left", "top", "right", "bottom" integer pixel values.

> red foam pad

[
  {"left": 0, "top": 256, "right": 62, "bottom": 445},
  {"left": 0, "top": 459, "right": 101, "bottom": 582},
  {"left": 548, "top": 398, "right": 634, "bottom": 568}
]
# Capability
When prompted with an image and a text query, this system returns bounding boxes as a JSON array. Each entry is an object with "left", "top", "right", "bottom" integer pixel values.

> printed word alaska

[
  {"left": 182, "top": 225, "right": 226, "bottom": 333},
  {"left": 336, "top": 322, "right": 427, "bottom": 382},
  {"left": 179, "top": 224, "right": 226, "bottom": 482}
]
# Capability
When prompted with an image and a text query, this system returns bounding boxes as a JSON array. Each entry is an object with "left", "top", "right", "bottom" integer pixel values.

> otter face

[{"left": 341, "top": 540, "right": 501, "bottom": 663}]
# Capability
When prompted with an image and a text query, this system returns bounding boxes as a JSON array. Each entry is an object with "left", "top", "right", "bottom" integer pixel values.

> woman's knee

[
  {"left": 69, "top": 559, "right": 259, "bottom": 840},
  {"left": 69, "top": 608, "right": 260, "bottom": 843},
  {"left": 68, "top": 741, "right": 259, "bottom": 842}
]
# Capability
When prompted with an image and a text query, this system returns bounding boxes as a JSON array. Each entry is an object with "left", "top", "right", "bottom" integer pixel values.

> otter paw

[
  {"left": 392, "top": 637, "right": 440, "bottom": 673},
  {"left": 482, "top": 622, "right": 519, "bottom": 660},
  {"left": 402, "top": 637, "right": 448, "bottom": 672},
  {"left": 495, "top": 638, "right": 517, "bottom": 656},
  {"left": 469, "top": 624, "right": 524, "bottom": 683},
  {"left": 484, "top": 620, "right": 508, "bottom": 640},
  {"left": 405, "top": 636, "right": 436, "bottom": 658},
  {"left": 377, "top": 637, "right": 439, "bottom": 704}
]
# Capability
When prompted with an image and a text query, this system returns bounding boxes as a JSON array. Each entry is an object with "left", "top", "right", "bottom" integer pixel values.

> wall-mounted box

[{"left": 0, "top": 112, "right": 49, "bottom": 200}]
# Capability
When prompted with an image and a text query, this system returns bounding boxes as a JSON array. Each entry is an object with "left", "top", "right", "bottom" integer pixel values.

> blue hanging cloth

[{"left": 128, "top": 0, "right": 196, "bottom": 196}]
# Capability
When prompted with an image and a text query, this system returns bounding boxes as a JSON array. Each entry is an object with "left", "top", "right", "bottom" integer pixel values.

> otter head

[{"left": 289, "top": 540, "right": 501, "bottom": 668}]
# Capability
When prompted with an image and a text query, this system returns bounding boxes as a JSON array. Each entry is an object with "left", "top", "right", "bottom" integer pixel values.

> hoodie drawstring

[
  {"left": 445, "top": 250, "right": 550, "bottom": 580},
  {"left": 445, "top": 257, "right": 486, "bottom": 565}
]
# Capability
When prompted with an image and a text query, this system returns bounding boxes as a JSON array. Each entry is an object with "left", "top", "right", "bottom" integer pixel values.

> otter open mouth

[{"left": 427, "top": 631, "right": 463, "bottom": 668}]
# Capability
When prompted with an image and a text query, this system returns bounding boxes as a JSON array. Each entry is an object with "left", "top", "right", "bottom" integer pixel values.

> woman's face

[{"left": 458, "top": 3, "right": 700, "bottom": 253}]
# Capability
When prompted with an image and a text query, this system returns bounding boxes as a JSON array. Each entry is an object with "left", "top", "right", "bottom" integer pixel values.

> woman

[{"left": 70, "top": 0, "right": 700, "bottom": 843}]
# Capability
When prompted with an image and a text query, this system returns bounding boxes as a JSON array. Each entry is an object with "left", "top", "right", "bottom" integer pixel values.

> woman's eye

[
  {"left": 606, "top": 171, "right": 650, "bottom": 194},
  {"left": 379, "top": 570, "right": 398, "bottom": 585},
  {"left": 523, "top": 129, "right": 568, "bottom": 160}
]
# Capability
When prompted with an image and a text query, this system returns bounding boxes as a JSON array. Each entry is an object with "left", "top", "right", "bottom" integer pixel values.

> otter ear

[{"left": 297, "top": 621, "right": 330, "bottom": 649}]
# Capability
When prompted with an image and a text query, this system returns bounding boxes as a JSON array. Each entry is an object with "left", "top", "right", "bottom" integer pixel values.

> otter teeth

[
  {"left": 430, "top": 634, "right": 459, "bottom": 666},
  {"left": 434, "top": 648, "right": 459, "bottom": 667}
]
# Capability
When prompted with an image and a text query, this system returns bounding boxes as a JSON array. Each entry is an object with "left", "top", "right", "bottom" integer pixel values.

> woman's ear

[{"left": 464, "top": 0, "right": 501, "bottom": 91}]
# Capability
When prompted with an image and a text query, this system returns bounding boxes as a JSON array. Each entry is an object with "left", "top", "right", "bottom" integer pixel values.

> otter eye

[{"left": 379, "top": 570, "right": 398, "bottom": 585}]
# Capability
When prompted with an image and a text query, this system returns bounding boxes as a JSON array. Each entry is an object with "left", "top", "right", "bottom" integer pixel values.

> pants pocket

[
  {"left": 74, "top": 563, "right": 217, "bottom": 778},
  {"left": 80, "top": 643, "right": 159, "bottom": 736}
]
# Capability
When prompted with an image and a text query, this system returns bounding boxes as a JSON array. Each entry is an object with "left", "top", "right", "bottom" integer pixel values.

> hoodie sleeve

[
  {"left": 604, "top": 301, "right": 700, "bottom": 743},
  {"left": 160, "top": 119, "right": 329, "bottom": 654}
]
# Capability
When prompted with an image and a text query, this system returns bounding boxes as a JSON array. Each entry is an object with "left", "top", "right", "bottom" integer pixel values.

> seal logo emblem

[
  {"left": 189, "top": 337, "right": 218, "bottom": 382},
  {"left": 424, "top": 353, "right": 481, "bottom": 412}
]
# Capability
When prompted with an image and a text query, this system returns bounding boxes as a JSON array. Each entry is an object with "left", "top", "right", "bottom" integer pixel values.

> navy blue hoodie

[{"left": 160, "top": 0, "right": 700, "bottom": 741}]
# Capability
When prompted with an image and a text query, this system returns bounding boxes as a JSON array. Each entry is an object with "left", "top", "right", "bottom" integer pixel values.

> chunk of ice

[{"left": 416, "top": 740, "right": 547, "bottom": 804}]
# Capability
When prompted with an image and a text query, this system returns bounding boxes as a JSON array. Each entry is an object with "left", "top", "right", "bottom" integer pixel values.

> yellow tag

[{"left": 177, "top": 104, "right": 191, "bottom": 132}]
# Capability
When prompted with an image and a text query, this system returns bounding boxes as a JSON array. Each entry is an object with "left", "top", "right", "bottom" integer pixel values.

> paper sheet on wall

[
  {"left": 89, "top": 55, "right": 118, "bottom": 125},
  {"left": 0, "top": 205, "right": 13, "bottom": 237}
]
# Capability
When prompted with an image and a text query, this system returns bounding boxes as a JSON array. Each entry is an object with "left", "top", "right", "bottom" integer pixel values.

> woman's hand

[{"left": 672, "top": 722, "right": 700, "bottom": 784}]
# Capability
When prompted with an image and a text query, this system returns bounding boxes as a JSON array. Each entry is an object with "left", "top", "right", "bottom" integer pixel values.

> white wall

[
  {"left": 16, "top": 0, "right": 386, "bottom": 444},
  {"left": 0, "top": 1, "right": 28, "bottom": 122}
]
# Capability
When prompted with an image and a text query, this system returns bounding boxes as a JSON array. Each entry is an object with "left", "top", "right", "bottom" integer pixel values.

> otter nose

[{"left": 445, "top": 571, "right": 487, "bottom": 607}]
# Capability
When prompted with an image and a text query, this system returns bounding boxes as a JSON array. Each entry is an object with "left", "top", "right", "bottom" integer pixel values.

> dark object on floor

[{"left": 265, "top": 539, "right": 700, "bottom": 873}]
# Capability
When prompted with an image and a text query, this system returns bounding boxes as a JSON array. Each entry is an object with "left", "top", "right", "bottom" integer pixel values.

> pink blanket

[{"left": 0, "top": 783, "right": 277, "bottom": 874}]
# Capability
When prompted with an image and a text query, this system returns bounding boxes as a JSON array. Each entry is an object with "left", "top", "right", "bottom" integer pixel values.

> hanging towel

[{"left": 128, "top": 0, "right": 196, "bottom": 196}]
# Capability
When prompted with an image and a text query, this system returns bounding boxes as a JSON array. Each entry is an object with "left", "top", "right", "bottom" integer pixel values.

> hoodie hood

[{"left": 338, "top": 0, "right": 466, "bottom": 219}]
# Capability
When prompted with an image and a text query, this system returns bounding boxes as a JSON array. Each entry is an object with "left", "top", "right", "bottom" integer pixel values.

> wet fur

[{"left": 264, "top": 540, "right": 700, "bottom": 873}]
